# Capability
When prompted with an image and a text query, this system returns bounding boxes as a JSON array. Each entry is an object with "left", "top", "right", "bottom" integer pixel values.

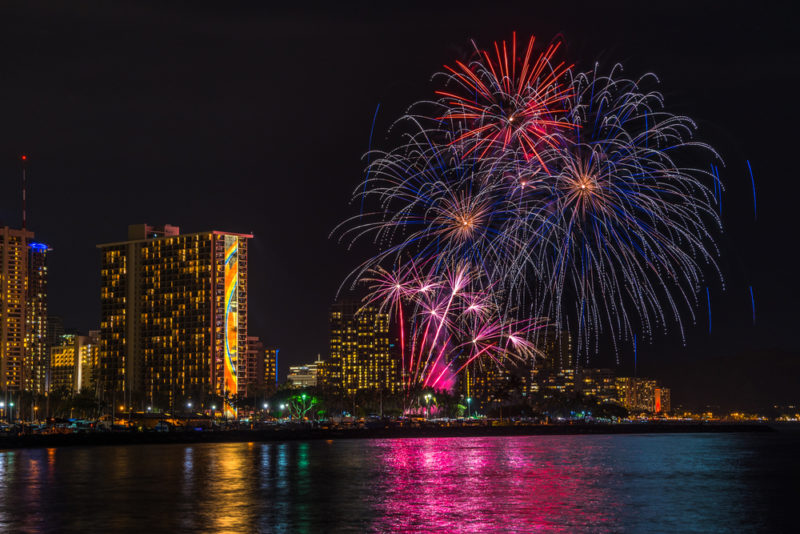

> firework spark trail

[
  {"left": 360, "top": 103, "right": 382, "bottom": 215},
  {"left": 711, "top": 164, "right": 722, "bottom": 215},
  {"left": 747, "top": 160, "right": 757, "bottom": 221}
]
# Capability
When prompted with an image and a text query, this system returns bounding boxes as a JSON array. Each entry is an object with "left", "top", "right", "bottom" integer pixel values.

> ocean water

[{"left": 0, "top": 432, "right": 797, "bottom": 533}]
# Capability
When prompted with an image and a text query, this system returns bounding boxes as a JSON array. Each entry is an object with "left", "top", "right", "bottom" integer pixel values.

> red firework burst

[{"left": 436, "top": 32, "right": 574, "bottom": 170}]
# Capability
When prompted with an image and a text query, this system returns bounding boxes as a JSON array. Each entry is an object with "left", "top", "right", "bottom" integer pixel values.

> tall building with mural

[
  {"left": 98, "top": 224, "right": 250, "bottom": 415},
  {"left": 320, "top": 299, "right": 400, "bottom": 396},
  {"left": 1, "top": 226, "right": 50, "bottom": 394}
]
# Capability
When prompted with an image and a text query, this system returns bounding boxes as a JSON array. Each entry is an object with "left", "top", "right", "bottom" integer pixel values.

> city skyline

[
  {"left": 0, "top": 210, "right": 784, "bottom": 414},
  {"left": 1, "top": 6, "right": 799, "bottom": 534},
  {"left": 1, "top": 2, "right": 798, "bottom": 411}
]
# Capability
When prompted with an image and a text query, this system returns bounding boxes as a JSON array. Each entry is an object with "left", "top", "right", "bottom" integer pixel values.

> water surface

[{"left": 0, "top": 433, "right": 796, "bottom": 532}]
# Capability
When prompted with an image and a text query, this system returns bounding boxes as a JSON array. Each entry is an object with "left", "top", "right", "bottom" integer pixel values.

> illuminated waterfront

[{"left": 0, "top": 433, "right": 796, "bottom": 532}]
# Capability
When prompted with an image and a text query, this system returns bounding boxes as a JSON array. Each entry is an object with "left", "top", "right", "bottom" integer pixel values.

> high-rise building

[
  {"left": 1, "top": 226, "right": 49, "bottom": 394},
  {"left": 615, "top": 377, "right": 658, "bottom": 413},
  {"left": 654, "top": 387, "right": 671, "bottom": 414},
  {"left": 463, "top": 358, "right": 529, "bottom": 411},
  {"left": 264, "top": 348, "right": 278, "bottom": 394},
  {"left": 46, "top": 316, "right": 65, "bottom": 348},
  {"left": 288, "top": 355, "right": 323, "bottom": 388},
  {"left": 530, "top": 328, "right": 574, "bottom": 398},
  {"left": 577, "top": 368, "right": 618, "bottom": 403},
  {"left": 320, "top": 299, "right": 399, "bottom": 396},
  {"left": 98, "top": 224, "right": 251, "bottom": 415},
  {"left": 26, "top": 242, "right": 50, "bottom": 394},
  {"left": 239, "top": 336, "right": 264, "bottom": 397},
  {"left": 0, "top": 227, "right": 31, "bottom": 393},
  {"left": 50, "top": 332, "right": 99, "bottom": 394},
  {"left": 463, "top": 357, "right": 495, "bottom": 406}
]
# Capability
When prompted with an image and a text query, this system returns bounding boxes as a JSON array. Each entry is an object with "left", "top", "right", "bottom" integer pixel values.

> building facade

[
  {"left": 50, "top": 333, "right": 99, "bottom": 394},
  {"left": 320, "top": 300, "right": 399, "bottom": 396},
  {"left": 239, "top": 336, "right": 264, "bottom": 397},
  {"left": 615, "top": 377, "right": 658, "bottom": 413},
  {"left": 654, "top": 387, "right": 671, "bottom": 414},
  {"left": 264, "top": 348, "right": 278, "bottom": 394},
  {"left": 26, "top": 242, "right": 49, "bottom": 394},
  {"left": 98, "top": 224, "right": 251, "bottom": 414},
  {"left": 530, "top": 328, "right": 574, "bottom": 399},
  {"left": 0, "top": 227, "right": 49, "bottom": 394},
  {"left": 577, "top": 368, "right": 618, "bottom": 403},
  {"left": 46, "top": 316, "right": 65, "bottom": 350},
  {"left": 288, "top": 356, "right": 322, "bottom": 388},
  {"left": 463, "top": 358, "right": 529, "bottom": 412}
]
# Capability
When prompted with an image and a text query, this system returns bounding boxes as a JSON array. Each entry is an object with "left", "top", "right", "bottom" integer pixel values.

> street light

[{"left": 467, "top": 397, "right": 472, "bottom": 419}]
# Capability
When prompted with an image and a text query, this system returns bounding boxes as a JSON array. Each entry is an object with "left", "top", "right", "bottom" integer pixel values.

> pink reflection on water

[{"left": 371, "top": 436, "right": 620, "bottom": 532}]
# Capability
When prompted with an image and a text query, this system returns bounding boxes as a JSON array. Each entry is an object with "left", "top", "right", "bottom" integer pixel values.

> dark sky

[{"left": 1, "top": 1, "right": 798, "bottom": 410}]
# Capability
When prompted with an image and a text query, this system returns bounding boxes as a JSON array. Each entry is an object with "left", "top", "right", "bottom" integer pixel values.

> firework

[
  {"left": 361, "top": 260, "right": 544, "bottom": 391},
  {"left": 337, "top": 133, "right": 538, "bottom": 290},
  {"left": 525, "top": 65, "right": 722, "bottom": 354},
  {"left": 432, "top": 32, "right": 573, "bottom": 169},
  {"left": 338, "top": 34, "right": 723, "bottom": 391}
]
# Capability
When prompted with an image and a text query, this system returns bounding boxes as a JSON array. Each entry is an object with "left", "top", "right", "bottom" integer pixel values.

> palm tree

[
  {"left": 49, "top": 385, "right": 73, "bottom": 418},
  {"left": 72, "top": 388, "right": 99, "bottom": 419},
  {"left": 489, "top": 373, "right": 523, "bottom": 420}
]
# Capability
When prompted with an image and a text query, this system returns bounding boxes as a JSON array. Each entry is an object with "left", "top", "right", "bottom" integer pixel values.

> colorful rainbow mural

[{"left": 224, "top": 236, "right": 238, "bottom": 418}]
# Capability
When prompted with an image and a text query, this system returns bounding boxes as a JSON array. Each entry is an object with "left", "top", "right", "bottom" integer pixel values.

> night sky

[{"left": 1, "top": 1, "right": 797, "bottom": 411}]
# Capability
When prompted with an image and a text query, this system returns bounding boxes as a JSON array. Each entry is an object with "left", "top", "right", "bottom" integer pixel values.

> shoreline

[{"left": 0, "top": 422, "right": 778, "bottom": 450}]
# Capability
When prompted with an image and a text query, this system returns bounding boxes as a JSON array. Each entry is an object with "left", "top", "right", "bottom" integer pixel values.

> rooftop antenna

[{"left": 21, "top": 154, "right": 28, "bottom": 230}]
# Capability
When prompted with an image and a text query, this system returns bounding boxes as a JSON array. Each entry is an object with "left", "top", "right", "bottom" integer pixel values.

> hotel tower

[
  {"left": 98, "top": 224, "right": 250, "bottom": 415},
  {"left": 1, "top": 226, "right": 50, "bottom": 395},
  {"left": 321, "top": 299, "right": 400, "bottom": 396}
]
